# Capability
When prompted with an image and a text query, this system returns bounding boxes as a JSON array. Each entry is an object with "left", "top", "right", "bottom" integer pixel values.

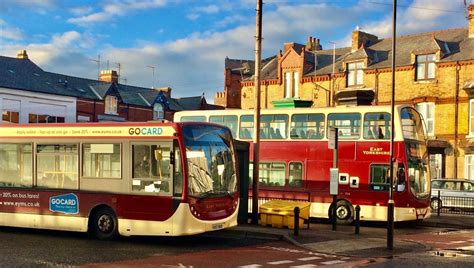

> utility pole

[
  {"left": 147, "top": 65, "right": 156, "bottom": 89},
  {"left": 252, "top": 0, "right": 263, "bottom": 225},
  {"left": 330, "top": 42, "right": 336, "bottom": 107},
  {"left": 388, "top": 0, "right": 397, "bottom": 251}
]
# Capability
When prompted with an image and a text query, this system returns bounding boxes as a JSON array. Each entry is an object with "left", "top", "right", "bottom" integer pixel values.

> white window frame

[
  {"left": 465, "top": 154, "right": 474, "bottom": 180},
  {"left": 284, "top": 72, "right": 291, "bottom": 98},
  {"left": 415, "top": 102, "right": 435, "bottom": 137},
  {"left": 347, "top": 61, "right": 364, "bottom": 87},
  {"left": 416, "top": 54, "right": 436, "bottom": 81},
  {"left": 293, "top": 72, "right": 299, "bottom": 98},
  {"left": 153, "top": 103, "right": 164, "bottom": 120},
  {"left": 469, "top": 99, "right": 474, "bottom": 137},
  {"left": 105, "top": 96, "right": 118, "bottom": 115}
]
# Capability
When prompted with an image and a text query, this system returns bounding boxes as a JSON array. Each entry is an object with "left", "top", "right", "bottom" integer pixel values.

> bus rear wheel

[
  {"left": 329, "top": 200, "right": 354, "bottom": 225},
  {"left": 430, "top": 198, "right": 442, "bottom": 211},
  {"left": 90, "top": 207, "right": 118, "bottom": 240}
]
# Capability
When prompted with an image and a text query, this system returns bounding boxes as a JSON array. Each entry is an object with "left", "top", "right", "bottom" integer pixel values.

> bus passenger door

[{"left": 122, "top": 142, "right": 174, "bottom": 221}]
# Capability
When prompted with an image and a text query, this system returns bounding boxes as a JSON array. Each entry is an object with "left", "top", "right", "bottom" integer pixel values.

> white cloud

[
  {"left": 0, "top": 0, "right": 56, "bottom": 14},
  {"left": 68, "top": 0, "right": 167, "bottom": 26},
  {"left": 359, "top": 0, "right": 465, "bottom": 39},
  {"left": 69, "top": 6, "right": 94, "bottom": 16},
  {"left": 0, "top": 19, "right": 25, "bottom": 41},
  {"left": 195, "top": 5, "right": 220, "bottom": 14}
]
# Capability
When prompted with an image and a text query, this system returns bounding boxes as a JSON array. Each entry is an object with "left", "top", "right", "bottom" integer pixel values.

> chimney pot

[
  {"left": 17, "top": 50, "right": 28, "bottom": 59},
  {"left": 468, "top": 4, "right": 474, "bottom": 38}
]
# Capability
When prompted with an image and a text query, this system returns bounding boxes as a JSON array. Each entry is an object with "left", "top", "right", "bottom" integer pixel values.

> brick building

[
  {"left": 1, "top": 51, "right": 221, "bottom": 124},
  {"left": 215, "top": 5, "right": 474, "bottom": 180}
]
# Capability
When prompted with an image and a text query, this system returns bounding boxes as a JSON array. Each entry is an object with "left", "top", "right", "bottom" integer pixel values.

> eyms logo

[{"left": 49, "top": 193, "right": 79, "bottom": 214}]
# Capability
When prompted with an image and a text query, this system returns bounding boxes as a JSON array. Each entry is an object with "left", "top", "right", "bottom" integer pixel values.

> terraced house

[
  {"left": 215, "top": 4, "right": 474, "bottom": 181},
  {"left": 0, "top": 50, "right": 219, "bottom": 124}
]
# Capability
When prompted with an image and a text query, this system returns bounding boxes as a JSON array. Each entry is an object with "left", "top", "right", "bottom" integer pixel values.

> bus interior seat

[
  {"left": 275, "top": 128, "right": 283, "bottom": 138},
  {"left": 299, "top": 130, "right": 307, "bottom": 139}
]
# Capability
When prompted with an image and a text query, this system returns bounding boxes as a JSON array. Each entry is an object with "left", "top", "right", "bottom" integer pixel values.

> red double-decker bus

[
  {"left": 0, "top": 122, "right": 238, "bottom": 239},
  {"left": 175, "top": 105, "right": 431, "bottom": 223}
]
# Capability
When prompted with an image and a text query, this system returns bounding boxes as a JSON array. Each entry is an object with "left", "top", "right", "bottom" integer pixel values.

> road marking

[
  {"left": 298, "top": 256, "right": 322, "bottom": 261},
  {"left": 267, "top": 260, "right": 294, "bottom": 265},
  {"left": 321, "top": 260, "right": 346, "bottom": 265},
  {"left": 239, "top": 265, "right": 262, "bottom": 268},
  {"left": 290, "top": 265, "right": 318, "bottom": 268}
]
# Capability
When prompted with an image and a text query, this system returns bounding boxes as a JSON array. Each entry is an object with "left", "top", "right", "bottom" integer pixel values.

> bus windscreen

[{"left": 182, "top": 124, "right": 237, "bottom": 198}]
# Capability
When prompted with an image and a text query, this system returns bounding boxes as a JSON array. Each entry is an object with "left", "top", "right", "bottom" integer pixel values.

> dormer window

[
  {"left": 416, "top": 54, "right": 435, "bottom": 81},
  {"left": 347, "top": 61, "right": 364, "bottom": 87},
  {"left": 105, "top": 95, "right": 118, "bottom": 115},
  {"left": 153, "top": 103, "right": 164, "bottom": 120}
]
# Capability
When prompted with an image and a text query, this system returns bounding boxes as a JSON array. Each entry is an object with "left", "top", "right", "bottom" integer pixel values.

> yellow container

[{"left": 259, "top": 200, "right": 310, "bottom": 229}]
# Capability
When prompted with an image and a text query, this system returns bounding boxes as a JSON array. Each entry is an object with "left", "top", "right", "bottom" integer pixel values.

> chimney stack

[
  {"left": 99, "top": 70, "right": 119, "bottom": 83},
  {"left": 306, "top": 36, "right": 322, "bottom": 51},
  {"left": 351, "top": 30, "right": 378, "bottom": 52},
  {"left": 283, "top": 42, "right": 305, "bottom": 54},
  {"left": 158, "top": 87, "right": 172, "bottom": 98},
  {"left": 468, "top": 4, "right": 474, "bottom": 38},
  {"left": 17, "top": 50, "right": 28, "bottom": 59}
]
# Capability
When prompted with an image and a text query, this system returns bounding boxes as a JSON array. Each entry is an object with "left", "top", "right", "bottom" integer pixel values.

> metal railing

[{"left": 432, "top": 190, "right": 474, "bottom": 216}]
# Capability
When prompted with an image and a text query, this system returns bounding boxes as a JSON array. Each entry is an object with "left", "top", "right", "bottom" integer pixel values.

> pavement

[{"left": 222, "top": 214, "right": 474, "bottom": 259}]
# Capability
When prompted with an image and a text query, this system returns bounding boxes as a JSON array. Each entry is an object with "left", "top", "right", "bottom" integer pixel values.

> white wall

[{"left": 0, "top": 87, "right": 77, "bottom": 123}]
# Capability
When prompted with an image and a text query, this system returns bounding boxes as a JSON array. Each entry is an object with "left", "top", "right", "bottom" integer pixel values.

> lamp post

[
  {"left": 387, "top": 0, "right": 397, "bottom": 250},
  {"left": 251, "top": 0, "right": 263, "bottom": 224}
]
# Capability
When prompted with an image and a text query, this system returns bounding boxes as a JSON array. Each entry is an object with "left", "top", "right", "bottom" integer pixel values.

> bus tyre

[
  {"left": 91, "top": 207, "right": 118, "bottom": 240},
  {"left": 430, "top": 198, "right": 442, "bottom": 211},
  {"left": 330, "top": 200, "right": 354, "bottom": 225}
]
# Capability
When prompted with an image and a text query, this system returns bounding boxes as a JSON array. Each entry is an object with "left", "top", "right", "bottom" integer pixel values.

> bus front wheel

[
  {"left": 90, "top": 207, "right": 118, "bottom": 240},
  {"left": 329, "top": 200, "right": 354, "bottom": 225}
]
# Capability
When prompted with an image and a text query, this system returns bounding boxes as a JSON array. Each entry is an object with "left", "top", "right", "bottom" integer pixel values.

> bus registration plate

[{"left": 212, "top": 223, "right": 224, "bottom": 230}]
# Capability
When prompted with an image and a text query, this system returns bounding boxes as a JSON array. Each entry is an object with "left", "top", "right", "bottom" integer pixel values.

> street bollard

[
  {"left": 355, "top": 205, "right": 360, "bottom": 235},
  {"left": 294, "top": 207, "right": 300, "bottom": 236}
]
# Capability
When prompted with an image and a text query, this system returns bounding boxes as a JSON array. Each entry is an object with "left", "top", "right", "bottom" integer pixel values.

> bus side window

[
  {"left": 36, "top": 144, "right": 78, "bottom": 190},
  {"left": 369, "top": 164, "right": 390, "bottom": 191},
  {"left": 173, "top": 141, "right": 183, "bottom": 196},
  {"left": 132, "top": 143, "right": 172, "bottom": 194},
  {"left": 328, "top": 113, "right": 361, "bottom": 139},
  {"left": 289, "top": 162, "right": 303, "bottom": 187},
  {"left": 363, "top": 113, "right": 390, "bottom": 140},
  {"left": 0, "top": 143, "right": 33, "bottom": 187}
]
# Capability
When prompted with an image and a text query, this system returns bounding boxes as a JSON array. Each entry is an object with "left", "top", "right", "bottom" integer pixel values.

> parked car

[{"left": 430, "top": 178, "right": 474, "bottom": 211}]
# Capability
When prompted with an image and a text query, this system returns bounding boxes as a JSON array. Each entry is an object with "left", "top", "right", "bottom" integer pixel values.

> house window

[
  {"left": 105, "top": 95, "right": 118, "bottom": 115},
  {"left": 347, "top": 62, "right": 364, "bottom": 87},
  {"left": 284, "top": 71, "right": 299, "bottom": 98},
  {"left": 2, "top": 111, "right": 19, "bottom": 123},
  {"left": 415, "top": 102, "right": 434, "bottom": 136},
  {"left": 29, "top": 114, "right": 65, "bottom": 123},
  {"left": 416, "top": 54, "right": 435, "bottom": 81},
  {"left": 465, "top": 155, "right": 474, "bottom": 180},
  {"left": 470, "top": 99, "right": 474, "bottom": 136},
  {"left": 293, "top": 72, "right": 299, "bottom": 97},
  {"left": 284, "top": 72, "right": 291, "bottom": 98},
  {"left": 153, "top": 103, "right": 164, "bottom": 120}
]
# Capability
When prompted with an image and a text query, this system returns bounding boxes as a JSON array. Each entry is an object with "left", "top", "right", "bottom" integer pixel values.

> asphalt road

[{"left": 0, "top": 227, "right": 269, "bottom": 266}]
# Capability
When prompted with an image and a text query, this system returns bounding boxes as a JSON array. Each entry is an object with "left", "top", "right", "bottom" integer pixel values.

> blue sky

[{"left": 0, "top": 0, "right": 468, "bottom": 101}]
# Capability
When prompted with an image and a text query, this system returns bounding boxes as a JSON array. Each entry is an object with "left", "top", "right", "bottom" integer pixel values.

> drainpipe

[{"left": 454, "top": 61, "right": 460, "bottom": 179}]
